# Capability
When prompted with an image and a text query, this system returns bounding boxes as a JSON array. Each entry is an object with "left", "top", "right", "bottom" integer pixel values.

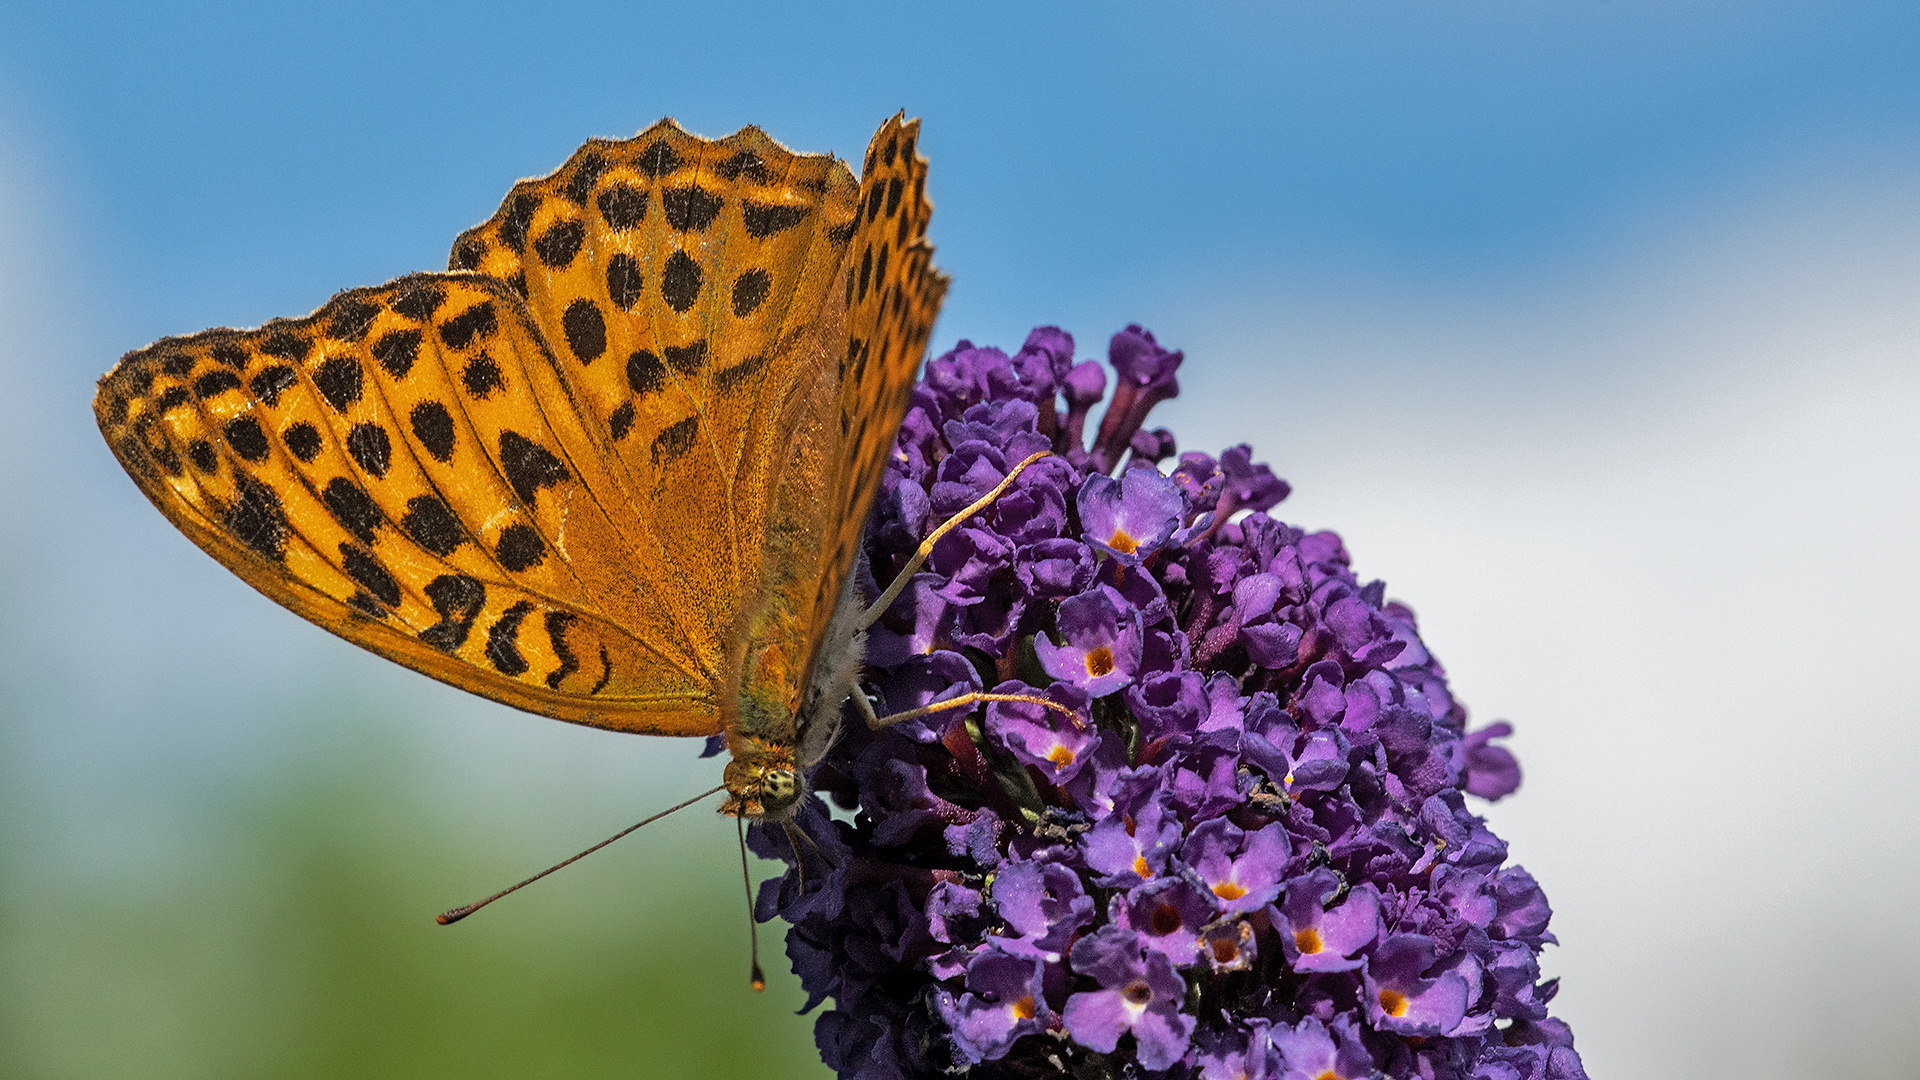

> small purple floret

[
  {"left": 1060, "top": 925, "right": 1196, "bottom": 1070},
  {"left": 1034, "top": 589, "right": 1143, "bottom": 697}
]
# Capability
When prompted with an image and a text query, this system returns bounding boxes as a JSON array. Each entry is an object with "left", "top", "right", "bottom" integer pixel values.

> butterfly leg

[
  {"left": 852, "top": 685, "right": 886, "bottom": 729},
  {"left": 855, "top": 450, "right": 1053, "bottom": 632},
  {"left": 863, "top": 689, "right": 1080, "bottom": 731}
]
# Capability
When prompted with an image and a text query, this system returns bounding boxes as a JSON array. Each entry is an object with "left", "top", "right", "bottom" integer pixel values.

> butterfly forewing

[
  {"left": 93, "top": 117, "right": 913, "bottom": 751},
  {"left": 94, "top": 274, "right": 720, "bottom": 735}
]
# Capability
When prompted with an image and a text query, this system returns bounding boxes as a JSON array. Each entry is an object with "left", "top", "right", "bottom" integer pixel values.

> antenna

[
  {"left": 436, "top": 783, "right": 727, "bottom": 925},
  {"left": 739, "top": 814, "right": 766, "bottom": 991}
]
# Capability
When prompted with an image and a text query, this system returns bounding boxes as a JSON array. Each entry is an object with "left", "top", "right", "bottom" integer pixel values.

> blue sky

[
  {"left": 6, "top": 1, "right": 1916, "bottom": 349},
  {"left": 3, "top": 3, "right": 1919, "bottom": 1078}
]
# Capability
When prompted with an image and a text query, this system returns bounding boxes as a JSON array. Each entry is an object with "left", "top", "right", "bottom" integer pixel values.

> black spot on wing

[
  {"left": 650, "top": 417, "right": 698, "bottom": 465},
  {"left": 143, "top": 429, "right": 184, "bottom": 476},
  {"left": 533, "top": 218, "right": 585, "bottom": 269},
  {"left": 597, "top": 185, "right": 649, "bottom": 230},
  {"left": 260, "top": 330, "right": 310, "bottom": 363},
  {"left": 561, "top": 299, "right": 606, "bottom": 363},
  {"left": 313, "top": 356, "right": 363, "bottom": 412},
  {"left": 420, "top": 574, "right": 485, "bottom": 652},
  {"left": 496, "top": 522, "right": 545, "bottom": 571},
  {"left": 156, "top": 386, "right": 190, "bottom": 414},
  {"left": 590, "top": 647, "right": 612, "bottom": 694},
  {"left": 371, "top": 329, "right": 422, "bottom": 378},
  {"left": 462, "top": 353, "right": 504, "bottom": 398},
  {"left": 223, "top": 416, "right": 270, "bottom": 462},
  {"left": 564, "top": 153, "right": 608, "bottom": 205},
  {"left": 229, "top": 470, "right": 288, "bottom": 561},
  {"left": 499, "top": 431, "right": 570, "bottom": 504},
  {"left": 409, "top": 400, "right": 455, "bottom": 462},
  {"left": 637, "top": 140, "right": 681, "bottom": 178},
  {"left": 500, "top": 193, "right": 540, "bottom": 250},
  {"left": 402, "top": 494, "right": 465, "bottom": 555},
  {"left": 284, "top": 422, "right": 322, "bottom": 462},
  {"left": 327, "top": 297, "right": 380, "bottom": 341},
  {"left": 210, "top": 342, "right": 248, "bottom": 369},
  {"left": 606, "top": 254, "right": 644, "bottom": 310},
  {"left": 608, "top": 401, "right": 635, "bottom": 442},
  {"left": 340, "top": 543, "right": 402, "bottom": 609},
  {"left": 715, "top": 150, "right": 770, "bottom": 182},
  {"left": 159, "top": 352, "right": 192, "bottom": 377},
  {"left": 885, "top": 176, "right": 904, "bottom": 218},
  {"left": 485, "top": 601, "right": 535, "bottom": 676},
  {"left": 250, "top": 364, "right": 297, "bottom": 406},
  {"left": 346, "top": 422, "right": 392, "bottom": 477},
  {"left": 322, "top": 477, "right": 383, "bottom": 544},
  {"left": 660, "top": 251, "right": 702, "bottom": 312},
  {"left": 187, "top": 439, "right": 217, "bottom": 474},
  {"left": 732, "top": 269, "right": 771, "bottom": 317},
  {"left": 715, "top": 353, "right": 769, "bottom": 393},
  {"left": 390, "top": 281, "right": 446, "bottom": 321},
  {"left": 439, "top": 302, "right": 497, "bottom": 351},
  {"left": 451, "top": 237, "right": 487, "bottom": 270},
  {"left": 626, "top": 351, "right": 665, "bottom": 395},
  {"left": 194, "top": 369, "right": 241, "bottom": 399},
  {"left": 543, "top": 611, "right": 580, "bottom": 689},
  {"left": 663, "top": 186, "right": 723, "bottom": 231},
  {"left": 663, "top": 340, "right": 705, "bottom": 377},
  {"left": 741, "top": 201, "right": 810, "bottom": 238}
]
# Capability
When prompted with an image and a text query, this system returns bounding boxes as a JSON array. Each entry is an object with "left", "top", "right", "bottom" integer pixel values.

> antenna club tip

[
  {"left": 435, "top": 907, "right": 473, "bottom": 925},
  {"left": 751, "top": 963, "right": 767, "bottom": 992}
]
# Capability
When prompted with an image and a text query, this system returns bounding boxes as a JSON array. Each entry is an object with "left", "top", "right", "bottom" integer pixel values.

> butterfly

[{"left": 93, "top": 114, "right": 952, "bottom": 824}]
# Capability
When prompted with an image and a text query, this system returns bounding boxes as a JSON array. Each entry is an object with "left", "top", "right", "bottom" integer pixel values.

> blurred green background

[
  {"left": 5, "top": 3, "right": 1920, "bottom": 1078},
  {"left": 1, "top": 694, "right": 825, "bottom": 1078}
]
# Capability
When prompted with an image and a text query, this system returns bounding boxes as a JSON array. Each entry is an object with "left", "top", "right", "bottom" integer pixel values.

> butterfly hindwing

[
  {"left": 94, "top": 274, "right": 720, "bottom": 735},
  {"left": 795, "top": 115, "right": 948, "bottom": 679}
]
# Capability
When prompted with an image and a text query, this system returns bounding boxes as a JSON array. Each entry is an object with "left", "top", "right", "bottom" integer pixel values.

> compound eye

[{"left": 764, "top": 768, "right": 797, "bottom": 801}]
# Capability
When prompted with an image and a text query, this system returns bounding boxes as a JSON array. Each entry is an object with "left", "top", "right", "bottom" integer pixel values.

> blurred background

[{"left": 3, "top": 2, "right": 1917, "bottom": 1077}]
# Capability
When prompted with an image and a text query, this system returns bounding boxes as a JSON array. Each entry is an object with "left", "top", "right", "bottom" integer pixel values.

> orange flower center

[
  {"left": 1085, "top": 646, "right": 1115, "bottom": 677},
  {"left": 1123, "top": 980, "right": 1153, "bottom": 1006},
  {"left": 1294, "top": 927, "right": 1324, "bottom": 954},
  {"left": 1212, "top": 881, "right": 1247, "bottom": 901},
  {"left": 1107, "top": 528, "right": 1139, "bottom": 554},
  {"left": 1047, "top": 744, "right": 1076, "bottom": 767},
  {"left": 1132, "top": 855, "right": 1152, "bottom": 879},
  {"left": 1012, "top": 995, "right": 1036, "bottom": 1020},
  {"left": 1210, "top": 938, "right": 1240, "bottom": 964},
  {"left": 1378, "top": 988, "right": 1409, "bottom": 1017}
]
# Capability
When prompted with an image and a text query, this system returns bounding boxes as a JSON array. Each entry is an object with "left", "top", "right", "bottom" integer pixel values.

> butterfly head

[{"left": 720, "top": 738, "right": 804, "bottom": 821}]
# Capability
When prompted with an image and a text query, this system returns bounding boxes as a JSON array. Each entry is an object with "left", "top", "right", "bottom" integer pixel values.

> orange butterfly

[
  {"left": 94, "top": 114, "right": 969, "bottom": 818},
  {"left": 92, "top": 112, "right": 1067, "bottom": 937}
]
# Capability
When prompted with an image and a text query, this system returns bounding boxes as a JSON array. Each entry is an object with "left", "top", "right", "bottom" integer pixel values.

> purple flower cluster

[{"left": 749, "top": 326, "right": 1586, "bottom": 1079}]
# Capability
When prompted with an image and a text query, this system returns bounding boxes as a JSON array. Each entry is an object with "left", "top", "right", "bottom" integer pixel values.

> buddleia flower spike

[{"left": 751, "top": 326, "right": 1587, "bottom": 1080}]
